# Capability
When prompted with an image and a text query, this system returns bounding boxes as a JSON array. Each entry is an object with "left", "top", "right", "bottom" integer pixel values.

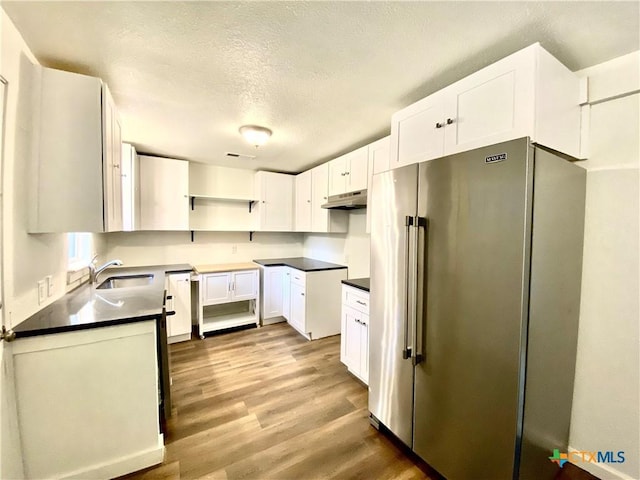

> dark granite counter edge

[
  {"left": 257, "top": 262, "right": 347, "bottom": 272},
  {"left": 341, "top": 279, "right": 370, "bottom": 292},
  {"left": 14, "top": 314, "right": 162, "bottom": 339}
]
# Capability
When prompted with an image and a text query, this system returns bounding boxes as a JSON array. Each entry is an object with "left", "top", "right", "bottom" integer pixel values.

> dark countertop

[
  {"left": 253, "top": 257, "right": 347, "bottom": 272},
  {"left": 342, "top": 278, "right": 370, "bottom": 292},
  {"left": 14, "top": 264, "right": 194, "bottom": 339}
]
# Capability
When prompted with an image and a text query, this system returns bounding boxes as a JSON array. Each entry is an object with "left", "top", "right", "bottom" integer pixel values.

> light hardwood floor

[{"left": 121, "top": 323, "right": 431, "bottom": 480}]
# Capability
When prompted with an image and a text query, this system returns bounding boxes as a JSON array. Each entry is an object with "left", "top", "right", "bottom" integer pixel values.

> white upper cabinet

[
  {"left": 366, "top": 136, "right": 390, "bottom": 233},
  {"left": 390, "top": 43, "right": 582, "bottom": 169},
  {"left": 139, "top": 155, "right": 189, "bottom": 231},
  {"left": 254, "top": 171, "right": 294, "bottom": 231},
  {"left": 29, "top": 66, "right": 123, "bottom": 233},
  {"left": 310, "top": 163, "right": 348, "bottom": 233},
  {"left": 295, "top": 170, "right": 312, "bottom": 232},
  {"left": 328, "top": 145, "right": 369, "bottom": 196},
  {"left": 121, "top": 143, "right": 140, "bottom": 232}
]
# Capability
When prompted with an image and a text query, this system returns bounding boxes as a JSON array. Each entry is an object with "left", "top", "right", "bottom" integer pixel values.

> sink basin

[{"left": 97, "top": 274, "right": 154, "bottom": 289}]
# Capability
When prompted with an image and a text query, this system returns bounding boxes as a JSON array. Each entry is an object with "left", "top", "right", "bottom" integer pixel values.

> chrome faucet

[{"left": 89, "top": 255, "right": 123, "bottom": 284}]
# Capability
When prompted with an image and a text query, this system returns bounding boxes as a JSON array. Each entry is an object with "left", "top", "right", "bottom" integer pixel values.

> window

[{"left": 67, "top": 233, "right": 92, "bottom": 271}]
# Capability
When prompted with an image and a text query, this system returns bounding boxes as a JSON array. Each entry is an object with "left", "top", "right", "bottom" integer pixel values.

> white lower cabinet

[
  {"left": 260, "top": 266, "right": 285, "bottom": 325},
  {"left": 286, "top": 268, "right": 347, "bottom": 340},
  {"left": 166, "top": 273, "right": 192, "bottom": 344},
  {"left": 12, "top": 322, "right": 163, "bottom": 479},
  {"left": 198, "top": 267, "right": 259, "bottom": 337},
  {"left": 340, "top": 285, "right": 370, "bottom": 384}
]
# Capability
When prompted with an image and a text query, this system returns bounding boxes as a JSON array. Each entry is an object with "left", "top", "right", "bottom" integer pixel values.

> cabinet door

[
  {"left": 263, "top": 267, "right": 283, "bottom": 318},
  {"left": 282, "top": 268, "right": 291, "bottom": 320},
  {"left": 168, "top": 273, "right": 192, "bottom": 339},
  {"left": 102, "top": 85, "right": 123, "bottom": 232},
  {"left": 139, "top": 156, "right": 189, "bottom": 230},
  {"left": 232, "top": 270, "right": 258, "bottom": 301},
  {"left": 341, "top": 306, "right": 361, "bottom": 374},
  {"left": 295, "top": 170, "right": 312, "bottom": 232},
  {"left": 390, "top": 92, "right": 446, "bottom": 169},
  {"left": 328, "top": 155, "right": 347, "bottom": 197},
  {"left": 257, "top": 172, "right": 294, "bottom": 231},
  {"left": 202, "top": 273, "right": 231, "bottom": 305},
  {"left": 311, "top": 163, "right": 329, "bottom": 232},
  {"left": 442, "top": 48, "right": 535, "bottom": 155},
  {"left": 366, "top": 136, "right": 390, "bottom": 234},
  {"left": 345, "top": 145, "right": 369, "bottom": 192},
  {"left": 289, "top": 283, "right": 306, "bottom": 333},
  {"left": 359, "top": 313, "right": 369, "bottom": 384}
]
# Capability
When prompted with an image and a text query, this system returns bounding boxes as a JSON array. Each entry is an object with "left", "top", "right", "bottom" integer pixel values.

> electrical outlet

[
  {"left": 231, "top": 245, "right": 237, "bottom": 254},
  {"left": 37, "top": 279, "right": 46, "bottom": 305},
  {"left": 46, "top": 275, "right": 54, "bottom": 297}
]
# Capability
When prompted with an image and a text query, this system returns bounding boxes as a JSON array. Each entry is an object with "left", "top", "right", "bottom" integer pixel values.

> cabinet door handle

[
  {"left": 446, "top": 118, "right": 455, "bottom": 125},
  {"left": 435, "top": 122, "right": 443, "bottom": 129},
  {"left": 301, "top": 293, "right": 305, "bottom": 296},
  {"left": 345, "top": 171, "right": 350, "bottom": 176}
]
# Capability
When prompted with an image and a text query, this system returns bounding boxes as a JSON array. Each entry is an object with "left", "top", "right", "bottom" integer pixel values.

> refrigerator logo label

[
  {"left": 485, "top": 153, "right": 507, "bottom": 164},
  {"left": 549, "top": 449, "right": 625, "bottom": 468}
]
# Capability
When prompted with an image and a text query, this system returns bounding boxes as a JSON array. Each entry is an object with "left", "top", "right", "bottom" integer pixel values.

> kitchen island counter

[{"left": 253, "top": 257, "right": 347, "bottom": 272}]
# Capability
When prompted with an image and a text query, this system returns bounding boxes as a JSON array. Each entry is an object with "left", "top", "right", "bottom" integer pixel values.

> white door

[
  {"left": 442, "top": 49, "right": 534, "bottom": 155},
  {"left": 168, "top": 274, "right": 191, "bottom": 338},
  {"left": 311, "top": 163, "right": 329, "bottom": 233},
  {"left": 341, "top": 306, "right": 361, "bottom": 374},
  {"left": 0, "top": 77, "right": 24, "bottom": 478},
  {"left": 282, "top": 268, "right": 291, "bottom": 321},
  {"left": 328, "top": 155, "right": 347, "bottom": 196},
  {"left": 390, "top": 91, "right": 446, "bottom": 169},
  {"left": 289, "top": 283, "right": 306, "bottom": 333},
  {"left": 202, "top": 273, "right": 231, "bottom": 305},
  {"left": 295, "top": 170, "right": 312, "bottom": 232},
  {"left": 232, "top": 270, "right": 257, "bottom": 301},
  {"left": 263, "top": 267, "right": 283, "bottom": 318},
  {"left": 345, "top": 145, "right": 368, "bottom": 192},
  {"left": 139, "top": 156, "right": 189, "bottom": 231}
]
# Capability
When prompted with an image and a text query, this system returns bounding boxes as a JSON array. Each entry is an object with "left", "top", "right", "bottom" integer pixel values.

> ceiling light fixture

[{"left": 239, "top": 125, "right": 272, "bottom": 148}]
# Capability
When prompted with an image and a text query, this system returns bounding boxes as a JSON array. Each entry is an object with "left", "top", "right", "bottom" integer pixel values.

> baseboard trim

[
  {"left": 568, "top": 446, "right": 635, "bottom": 480},
  {"left": 168, "top": 332, "right": 192, "bottom": 344},
  {"left": 60, "top": 442, "right": 164, "bottom": 480},
  {"left": 262, "top": 316, "right": 286, "bottom": 326}
]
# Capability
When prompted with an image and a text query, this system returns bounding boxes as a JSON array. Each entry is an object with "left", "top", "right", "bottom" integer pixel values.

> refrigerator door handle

[
  {"left": 403, "top": 215, "right": 414, "bottom": 360},
  {"left": 413, "top": 216, "right": 428, "bottom": 366}
]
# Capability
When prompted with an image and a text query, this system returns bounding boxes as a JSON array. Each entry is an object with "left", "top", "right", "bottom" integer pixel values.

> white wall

[
  {"left": 105, "top": 231, "right": 304, "bottom": 267},
  {"left": 303, "top": 210, "right": 370, "bottom": 278},
  {"left": 568, "top": 52, "right": 639, "bottom": 480}
]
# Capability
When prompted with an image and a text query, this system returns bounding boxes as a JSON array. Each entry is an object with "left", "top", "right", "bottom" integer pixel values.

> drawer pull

[{"left": 356, "top": 300, "right": 367, "bottom": 306}]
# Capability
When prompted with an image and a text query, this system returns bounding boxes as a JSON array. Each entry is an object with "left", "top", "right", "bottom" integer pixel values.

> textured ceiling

[{"left": 3, "top": 1, "right": 639, "bottom": 173}]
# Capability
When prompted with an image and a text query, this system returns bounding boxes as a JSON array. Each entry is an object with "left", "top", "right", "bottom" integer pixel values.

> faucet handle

[{"left": 90, "top": 254, "right": 99, "bottom": 266}]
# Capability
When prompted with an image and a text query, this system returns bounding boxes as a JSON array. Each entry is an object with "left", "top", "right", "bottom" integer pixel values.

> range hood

[{"left": 321, "top": 190, "right": 367, "bottom": 210}]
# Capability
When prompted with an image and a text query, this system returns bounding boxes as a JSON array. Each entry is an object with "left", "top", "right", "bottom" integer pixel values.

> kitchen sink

[{"left": 97, "top": 274, "right": 154, "bottom": 289}]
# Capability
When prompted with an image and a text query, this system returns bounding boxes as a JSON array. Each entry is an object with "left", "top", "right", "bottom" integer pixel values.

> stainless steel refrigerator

[{"left": 369, "top": 137, "right": 586, "bottom": 480}]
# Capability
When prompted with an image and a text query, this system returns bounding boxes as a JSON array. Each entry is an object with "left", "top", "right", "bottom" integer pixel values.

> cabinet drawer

[
  {"left": 342, "top": 285, "right": 369, "bottom": 315},
  {"left": 290, "top": 269, "right": 306, "bottom": 288}
]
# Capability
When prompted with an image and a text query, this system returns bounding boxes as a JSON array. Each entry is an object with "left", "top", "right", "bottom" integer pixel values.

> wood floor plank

[{"left": 119, "top": 323, "right": 431, "bottom": 480}]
